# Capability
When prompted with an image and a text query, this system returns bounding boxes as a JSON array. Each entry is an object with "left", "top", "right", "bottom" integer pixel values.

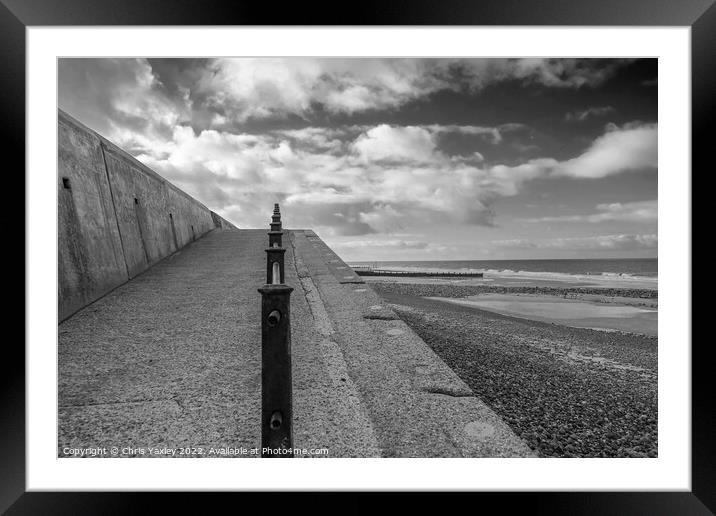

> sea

[{"left": 348, "top": 258, "right": 658, "bottom": 289}]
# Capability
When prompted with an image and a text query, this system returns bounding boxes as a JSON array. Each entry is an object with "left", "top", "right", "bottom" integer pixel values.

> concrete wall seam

[{"left": 58, "top": 109, "right": 237, "bottom": 322}]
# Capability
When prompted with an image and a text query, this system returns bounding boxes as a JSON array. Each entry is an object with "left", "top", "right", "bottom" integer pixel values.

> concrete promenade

[{"left": 58, "top": 228, "right": 532, "bottom": 457}]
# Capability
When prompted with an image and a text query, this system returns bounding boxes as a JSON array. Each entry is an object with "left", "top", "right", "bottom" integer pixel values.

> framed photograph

[{"left": 10, "top": 0, "right": 709, "bottom": 512}]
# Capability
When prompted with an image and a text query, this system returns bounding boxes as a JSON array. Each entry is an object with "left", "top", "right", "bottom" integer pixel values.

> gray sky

[{"left": 58, "top": 58, "right": 657, "bottom": 261}]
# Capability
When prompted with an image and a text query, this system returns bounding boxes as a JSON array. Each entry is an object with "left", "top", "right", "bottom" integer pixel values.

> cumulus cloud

[
  {"left": 352, "top": 125, "right": 438, "bottom": 163},
  {"left": 270, "top": 126, "right": 359, "bottom": 153},
  {"left": 490, "top": 122, "right": 657, "bottom": 181},
  {"left": 493, "top": 233, "right": 657, "bottom": 251},
  {"left": 58, "top": 58, "right": 654, "bottom": 246},
  {"left": 524, "top": 200, "right": 657, "bottom": 224},
  {"left": 128, "top": 119, "right": 657, "bottom": 237},
  {"left": 96, "top": 57, "right": 629, "bottom": 124},
  {"left": 135, "top": 122, "right": 495, "bottom": 233},
  {"left": 195, "top": 58, "right": 452, "bottom": 121},
  {"left": 59, "top": 57, "right": 636, "bottom": 136},
  {"left": 58, "top": 58, "right": 190, "bottom": 151},
  {"left": 558, "top": 122, "right": 657, "bottom": 178}
]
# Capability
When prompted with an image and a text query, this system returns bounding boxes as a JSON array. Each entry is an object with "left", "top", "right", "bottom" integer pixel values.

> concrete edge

[{"left": 288, "top": 230, "right": 536, "bottom": 457}]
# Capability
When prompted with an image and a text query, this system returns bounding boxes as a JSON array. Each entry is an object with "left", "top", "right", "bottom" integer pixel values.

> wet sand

[
  {"left": 428, "top": 294, "right": 658, "bottom": 336},
  {"left": 369, "top": 280, "right": 658, "bottom": 458}
]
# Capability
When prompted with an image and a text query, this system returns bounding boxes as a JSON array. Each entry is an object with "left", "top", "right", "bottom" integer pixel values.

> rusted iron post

[
  {"left": 268, "top": 230, "right": 283, "bottom": 248},
  {"left": 258, "top": 283, "right": 294, "bottom": 457},
  {"left": 270, "top": 204, "right": 282, "bottom": 232},
  {"left": 265, "top": 247, "right": 286, "bottom": 284},
  {"left": 258, "top": 203, "right": 293, "bottom": 457}
]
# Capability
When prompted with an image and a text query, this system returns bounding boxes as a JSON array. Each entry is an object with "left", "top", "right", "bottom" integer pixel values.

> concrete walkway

[{"left": 59, "top": 229, "right": 532, "bottom": 457}]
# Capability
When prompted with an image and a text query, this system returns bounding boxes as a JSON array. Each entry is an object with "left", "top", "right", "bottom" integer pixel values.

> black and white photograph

[{"left": 57, "top": 57, "right": 659, "bottom": 459}]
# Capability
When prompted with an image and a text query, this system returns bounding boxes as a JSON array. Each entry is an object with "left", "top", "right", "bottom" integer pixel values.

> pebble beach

[{"left": 369, "top": 280, "right": 658, "bottom": 458}]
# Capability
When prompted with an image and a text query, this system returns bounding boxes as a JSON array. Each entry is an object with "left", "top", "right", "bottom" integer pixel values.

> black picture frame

[{"left": 6, "top": 0, "right": 710, "bottom": 512}]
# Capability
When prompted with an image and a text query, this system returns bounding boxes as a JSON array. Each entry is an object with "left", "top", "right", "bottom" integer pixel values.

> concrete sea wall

[{"left": 58, "top": 109, "right": 236, "bottom": 322}]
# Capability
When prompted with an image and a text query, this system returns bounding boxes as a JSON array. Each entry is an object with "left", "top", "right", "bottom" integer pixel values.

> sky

[{"left": 58, "top": 58, "right": 657, "bottom": 261}]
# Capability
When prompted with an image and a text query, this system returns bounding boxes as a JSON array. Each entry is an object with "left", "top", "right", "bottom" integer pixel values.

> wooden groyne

[{"left": 353, "top": 269, "right": 483, "bottom": 278}]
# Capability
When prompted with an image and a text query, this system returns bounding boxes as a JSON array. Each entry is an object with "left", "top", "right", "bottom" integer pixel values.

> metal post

[
  {"left": 258, "top": 283, "right": 294, "bottom": 457},
  {"left": 270, "top": 204, "right": 282, "bottom": 232},
  {"left": 268, "top": 230, "right": 283, "bottom": 248},
  {"left": 259, "top": 203, "right": 293, "bottom": 457},
  {"left": 265, "top": 247, "right": 286, "bottom": 284}
]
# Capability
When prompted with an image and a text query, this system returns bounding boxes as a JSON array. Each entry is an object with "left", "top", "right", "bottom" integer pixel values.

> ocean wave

[
  {"left": 476, "top": 269, "right": 658, "bottom": 285},
  {"left": 599, "top": 272, "right": 649, "bottom": 278}
]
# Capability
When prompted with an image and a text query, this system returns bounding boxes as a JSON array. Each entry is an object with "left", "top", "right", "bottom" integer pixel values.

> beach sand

[{"left": 369, "top": 279, "right": 658, "bottom": 458}]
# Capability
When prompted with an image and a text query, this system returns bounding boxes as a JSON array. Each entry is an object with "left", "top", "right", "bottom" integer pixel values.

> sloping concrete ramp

[{"left": 58, "top": 229, "right": 533, "bottom": 457}]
